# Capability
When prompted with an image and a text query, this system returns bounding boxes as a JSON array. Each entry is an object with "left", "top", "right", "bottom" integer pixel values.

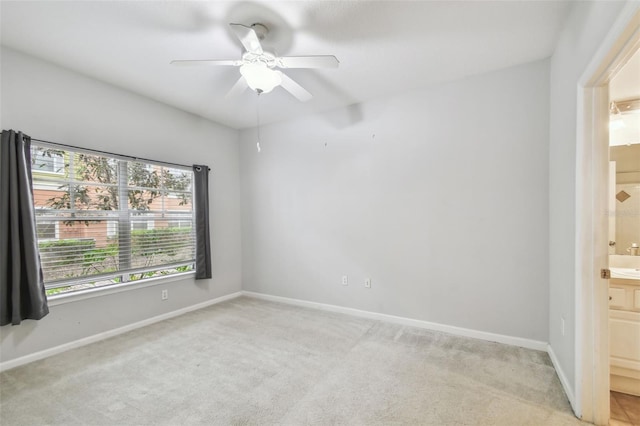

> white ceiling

[{"left": 1, "top": 1, "right": 572, "bottom": 130}]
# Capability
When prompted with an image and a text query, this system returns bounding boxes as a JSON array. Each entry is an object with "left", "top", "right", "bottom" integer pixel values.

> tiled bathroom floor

[{"left": 611, "top": 391, "right": 640, "bottom": 426}]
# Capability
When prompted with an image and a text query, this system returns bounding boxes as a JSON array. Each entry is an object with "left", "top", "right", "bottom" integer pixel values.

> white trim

[
  {"left": 242, "top": 291, "right": 547, "bottom": 351},
  {"left": 0, "top": 291, "right": 243, "bottom": 373},
  {"left": 548, "top": 344, "right": 576, "bottom": 411},
  {"left": 577, "top": 4, "right": 640, "bottom": 88},
  {"left": 575, "top": 84, "right": 611, "bottom": 424}
]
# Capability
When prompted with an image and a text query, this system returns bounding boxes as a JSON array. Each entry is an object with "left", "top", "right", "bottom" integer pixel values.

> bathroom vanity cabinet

[{"left": 609, "top": 276, "right": 640, "bottom": 396}]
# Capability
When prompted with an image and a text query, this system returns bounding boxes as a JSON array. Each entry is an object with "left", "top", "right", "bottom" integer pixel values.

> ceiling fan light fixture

[
  {"left": 240, "top": 63, "right": 282, "bottom": 94},
  {"left": 172, "top": 22, "right": 338, "bottom": 102}
]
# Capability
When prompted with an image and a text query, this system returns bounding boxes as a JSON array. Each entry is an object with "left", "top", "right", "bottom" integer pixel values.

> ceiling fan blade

[
  {"left": 225, "top": 76, "right": 249, "bottom": 99},
  {"left": 276, "top": 55, "right": 339, "bottom": 69},
  {"left": 229, "top": 23, "right": 263, "bottom": 54},
  {"left": 170, "top": 59, "right": 242, "bottom": 66},
  {"left": 278, "top": 72, "right": 312, "bottom": 102}
]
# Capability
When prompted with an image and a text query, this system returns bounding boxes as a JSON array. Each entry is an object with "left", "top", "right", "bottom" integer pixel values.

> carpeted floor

[{"left": 0, "top": 296, "right": 584, "bottom": 425}]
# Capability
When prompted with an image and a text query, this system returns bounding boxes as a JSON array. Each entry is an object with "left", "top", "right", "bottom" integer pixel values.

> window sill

[{"left": 47, "top": 271, "right": 196, "bottom": 307}]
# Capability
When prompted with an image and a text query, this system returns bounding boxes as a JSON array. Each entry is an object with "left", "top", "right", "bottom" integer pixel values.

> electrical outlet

[
  {"left": 342, "top": 275, "right": 348, "bottom": 286},
  {"left": 364, "top": 278, "right": 371, "bottom": 288},
  {"left": 561, "top": 317, "right": 565, "bottom": 336},
  {"left": 161, "top": 289, "right": 169, "bottom": 300}
]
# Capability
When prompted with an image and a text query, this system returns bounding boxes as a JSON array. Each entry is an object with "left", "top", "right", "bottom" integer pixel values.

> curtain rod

[{"left": 31, "top": 137, "right": 209, "bottom": 171}]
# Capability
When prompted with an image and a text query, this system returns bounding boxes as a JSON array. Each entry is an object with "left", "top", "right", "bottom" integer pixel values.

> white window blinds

[{"left": 31, "top": 143, "right": 195, "bottom": 295}]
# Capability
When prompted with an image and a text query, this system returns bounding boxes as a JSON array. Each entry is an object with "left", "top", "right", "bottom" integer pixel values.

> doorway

[{"left": 577, "top": 8, "right": 640, "bottom": 426}]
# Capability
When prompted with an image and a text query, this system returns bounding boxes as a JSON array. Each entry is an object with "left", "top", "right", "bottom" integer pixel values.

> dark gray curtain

[
  {"left": 193, "top": 165, "right": 212, "bottom": 279},
  {"left": 1, "top": 130, "right": 49, "bottom": 326}
]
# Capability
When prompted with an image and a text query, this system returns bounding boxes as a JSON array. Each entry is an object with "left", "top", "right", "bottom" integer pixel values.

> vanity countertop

[{"left": 611, "top": 267, "right": 640, "bottom": 281}]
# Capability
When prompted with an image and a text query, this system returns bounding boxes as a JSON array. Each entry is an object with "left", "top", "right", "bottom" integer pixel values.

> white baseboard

[
  {"left": 547, "top": 344, "right": 576, "bottom": 411},
  {"left": 0, "top": 291, "right": 243, "bottom": 373},
  {"left": 242, "top": 291, "right": 548, "bottom": 351}
]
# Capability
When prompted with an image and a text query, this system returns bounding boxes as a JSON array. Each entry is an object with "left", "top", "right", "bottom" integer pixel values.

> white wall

[
  {"left": 0, "top": 47, "right": 242, "bottom": 363},
  {"left": 547, "top": 0, "right": 629, "bottom": 401},
  {"left": 240, "top": 59, "right": 550, "bottom": 342}
]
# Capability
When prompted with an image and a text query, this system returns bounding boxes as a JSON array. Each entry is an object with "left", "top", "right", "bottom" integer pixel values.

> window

[
  {"left": 31, "top": 143, "right": 195, "bottom": 296},
  {"left": 36, "top": 221, "right": 59, "bottom": 240},
  {"left": 131, "top": 213, "right": 155, "bottom": 230},
  {"left": 167, "top": 219, "right": 192, "bottom": 229}
]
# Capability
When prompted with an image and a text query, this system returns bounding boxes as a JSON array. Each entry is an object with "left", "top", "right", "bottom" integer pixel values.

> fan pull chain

[{"left": 256, "top": 91, "right": 262, "bottom": 153}]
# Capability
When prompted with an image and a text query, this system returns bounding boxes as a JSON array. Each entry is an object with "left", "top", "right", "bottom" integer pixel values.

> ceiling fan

[{"left": 171, "top": 23, "right": 339, "bottom": 102}]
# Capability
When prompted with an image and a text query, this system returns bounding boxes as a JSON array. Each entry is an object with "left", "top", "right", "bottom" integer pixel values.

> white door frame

[{"left": 576, "top": 6, "right": 640, "bottom": 425}]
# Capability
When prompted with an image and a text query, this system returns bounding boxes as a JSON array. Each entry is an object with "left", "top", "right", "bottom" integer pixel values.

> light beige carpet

[{"left": 0, "top": 296, "right": 584, "bottom": 425}]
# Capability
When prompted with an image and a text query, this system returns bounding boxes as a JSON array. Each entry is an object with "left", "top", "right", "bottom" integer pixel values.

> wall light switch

[
  {"left": 342, "top": 275, "right": 348, "bottom": 286},
  {"left": 364, "top": 278, "right": 371, "bottom": 288}
]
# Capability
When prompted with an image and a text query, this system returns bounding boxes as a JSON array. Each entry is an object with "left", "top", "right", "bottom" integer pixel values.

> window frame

[{"left": 30, "top": 142, "right": 197, "bottom": 297}]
